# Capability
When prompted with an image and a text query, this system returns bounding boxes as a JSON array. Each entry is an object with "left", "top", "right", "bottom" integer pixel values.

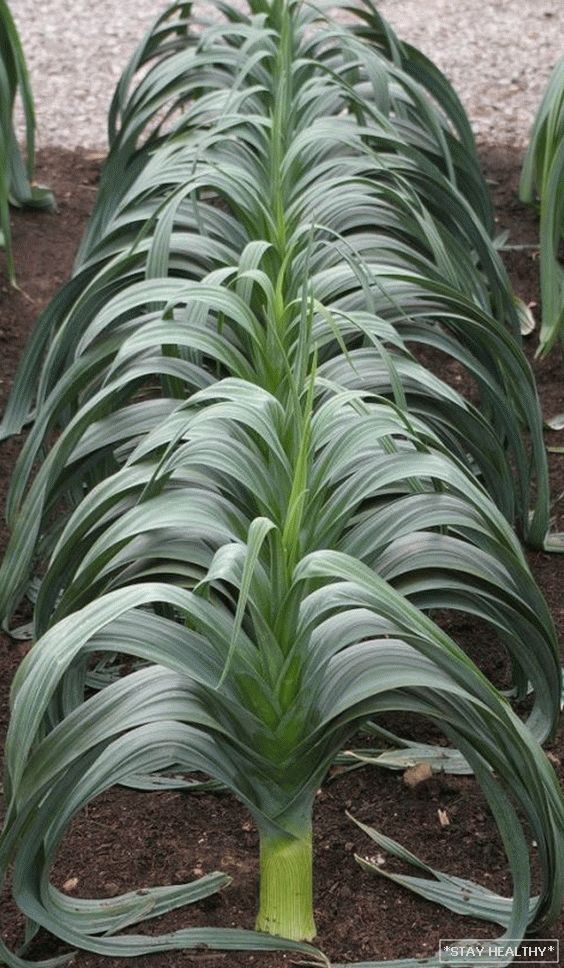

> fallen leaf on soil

[
  {"left": 437, "top": 809, "right": 450, "bottom": 827},
  {"left": 544, "top": 413, "right": 564, "bottom": 430}
]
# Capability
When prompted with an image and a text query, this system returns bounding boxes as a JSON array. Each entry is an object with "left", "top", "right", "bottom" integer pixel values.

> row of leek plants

[
  {"left": 0, "top": 0, "right": 53, "bottom": 282},
  {"left": 520, "top": 54, "right": 564, "bottom": 357},
  {"left": 0, "top": 2, "right": 561, "bottom": 966}
]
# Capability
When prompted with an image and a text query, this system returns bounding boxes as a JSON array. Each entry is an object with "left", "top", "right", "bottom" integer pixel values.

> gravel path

[{"left": 10, "top": 0, "right": 564, "bottom": 151}]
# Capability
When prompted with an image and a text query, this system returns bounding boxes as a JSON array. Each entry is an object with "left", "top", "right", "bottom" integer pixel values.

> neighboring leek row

[
  {"left": 0, "top": 0, "right": 54, "bottom": 282},
  {"left": 520, "top": 55, "right": 564, "bottom": 356},
  {"left": 0, "top": 3, "right": 561, "bottom": 966}
]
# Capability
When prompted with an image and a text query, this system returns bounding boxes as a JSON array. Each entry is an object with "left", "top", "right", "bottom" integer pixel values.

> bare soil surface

[{"left": 0, "top": 145, "right": 562, "bottom": 966}]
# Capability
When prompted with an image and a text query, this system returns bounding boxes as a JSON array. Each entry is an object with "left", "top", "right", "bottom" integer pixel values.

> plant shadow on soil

[{"left": 0, "top": 145, "right": 562, "bottom": 967}]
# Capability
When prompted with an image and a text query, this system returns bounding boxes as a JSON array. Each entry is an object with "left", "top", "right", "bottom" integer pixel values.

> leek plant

[
  {"left": 520, "top": 55, "right": 564, "bottom": 356},
  {"left": 0, "top": 2, "right": 561, "bottom": 966},
  {"left": 0, "top": 0, "right": 54, "bottom": 282}
]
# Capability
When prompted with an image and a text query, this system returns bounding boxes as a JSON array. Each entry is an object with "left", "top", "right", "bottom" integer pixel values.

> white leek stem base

[{"left": 256, "top": 829, "right": 316, "bottom": 941}]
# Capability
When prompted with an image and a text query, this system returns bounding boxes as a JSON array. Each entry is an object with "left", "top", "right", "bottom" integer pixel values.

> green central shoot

[{"left": 249, "top": 1, "right": 319, "bottom": 940}]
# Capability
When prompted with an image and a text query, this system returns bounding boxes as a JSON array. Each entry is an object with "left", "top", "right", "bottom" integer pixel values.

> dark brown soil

[{"left": 0, "top": 145, "right": 562, "bottom": 968}]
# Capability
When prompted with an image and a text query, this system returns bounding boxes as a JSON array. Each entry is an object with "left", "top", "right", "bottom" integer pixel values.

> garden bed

[{"left": 0, "top": 143, "right": 562, "bottom": 967}]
